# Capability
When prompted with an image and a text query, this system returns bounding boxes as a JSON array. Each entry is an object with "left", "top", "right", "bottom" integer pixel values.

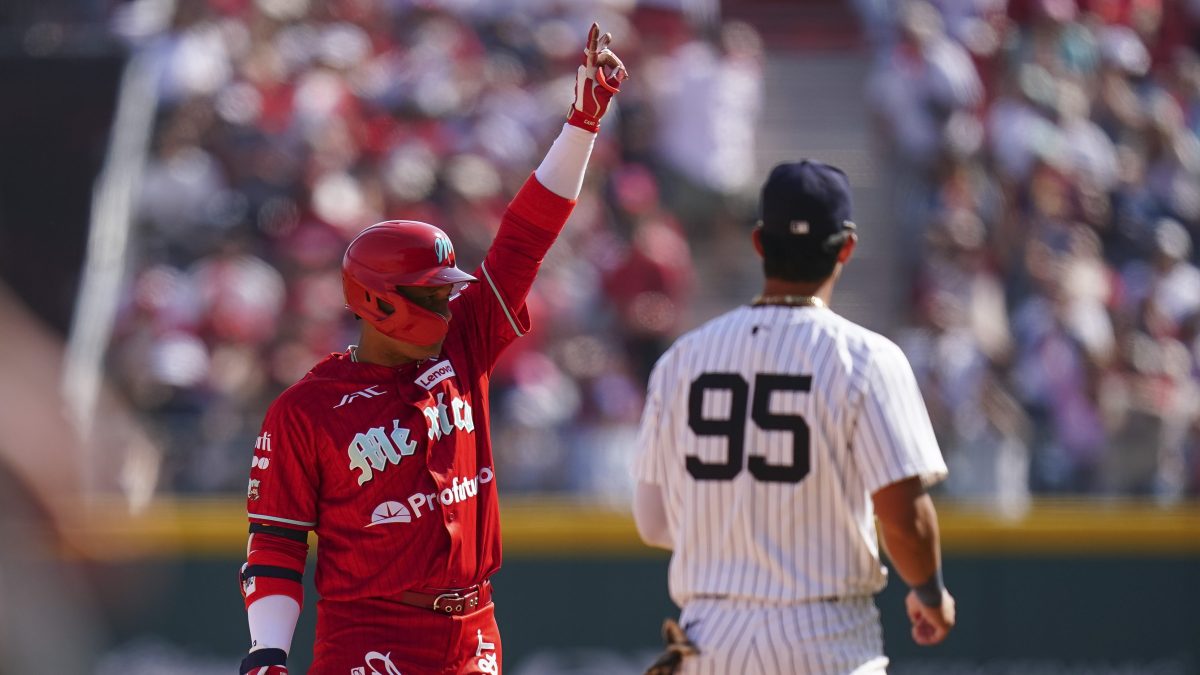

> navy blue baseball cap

[{"left": 759, "top": 160, "right": 856, "bottom": 253}]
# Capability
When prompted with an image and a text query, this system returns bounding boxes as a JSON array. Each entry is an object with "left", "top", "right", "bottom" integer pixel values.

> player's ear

[
  {"left": 751, "top": 225, "right": 765, "bottom": 258},
  {"left": 836, "top": 232, "right": 857, "bottom": 263}
]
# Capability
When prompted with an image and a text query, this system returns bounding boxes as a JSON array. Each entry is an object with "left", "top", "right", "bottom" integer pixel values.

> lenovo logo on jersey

[
  {"left": 415, "top": 360, "right": 456, "bottom": 390},
  {"left": 366, "top": 501, "right": 412, "bottom": 527},
  {"left": 406, "top": 467, "right": 494, "bottom": 517},
  {"left": 334, "top": 385, "right": 387, "bottom": 409}
]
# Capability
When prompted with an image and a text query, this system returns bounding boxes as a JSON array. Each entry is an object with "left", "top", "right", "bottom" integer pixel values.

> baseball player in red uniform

[{"left": 237, "top": 24, "right": 626, "bottom": 675}]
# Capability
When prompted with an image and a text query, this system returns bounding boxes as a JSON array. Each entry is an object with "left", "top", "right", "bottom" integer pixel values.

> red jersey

[{"left": 246, "top": 176, "right": 574, "bottom": 601}]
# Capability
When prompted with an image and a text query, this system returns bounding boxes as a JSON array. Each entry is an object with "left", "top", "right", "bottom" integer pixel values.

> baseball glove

[{"left": 644, "top": 618, "right": 699, "bottom": 675}]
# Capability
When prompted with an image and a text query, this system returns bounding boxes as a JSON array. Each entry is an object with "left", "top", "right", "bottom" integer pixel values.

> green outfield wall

[{"left": 78, "top": 499, "right": 1200, "bottom": 674}]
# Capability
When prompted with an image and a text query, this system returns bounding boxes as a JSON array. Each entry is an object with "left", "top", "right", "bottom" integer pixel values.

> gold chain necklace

[{"left": 750, "top": 294, "right": 826, "bottom": 309}]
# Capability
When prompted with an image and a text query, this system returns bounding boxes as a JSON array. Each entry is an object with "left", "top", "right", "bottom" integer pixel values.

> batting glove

[
  {"left": 566, "top": 22, "right": 628, "bottom": 132},
  {"left": 643, "top": 618, "right": 699, "bottom": 675},
  {"left": 240, "top": 647, "right": 288, "bottom": 675}
]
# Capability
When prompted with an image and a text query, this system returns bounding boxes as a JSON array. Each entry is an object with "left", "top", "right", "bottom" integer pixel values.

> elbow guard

[{"left": 241, "top": 524, "right": 309, "bottom": 609}]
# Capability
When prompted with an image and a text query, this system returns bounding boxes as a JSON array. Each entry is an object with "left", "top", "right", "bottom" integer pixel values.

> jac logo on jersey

[
  {"left": 247, "top": 478, "right": 261, "bottom": 500},
  {"left": 415, "top": 360, "right": 456, "bottom": 390},
  {"left": 251, "top": 455, "right": 270, "bottom": 470},
  {"left": 350, "top": 650, "right": 402, "bottom": 675},
  {"left": 254, "top": 432, "right": 272, "bottom": 452},
  {"left": 366, "top": 501, "right": 412, "bottom": 527},
  {"left": 348, "top": 419, "right": 418, "bottom": 485},
  {"left": 334, "top": 385, "right": 387, "bottom": 409}
]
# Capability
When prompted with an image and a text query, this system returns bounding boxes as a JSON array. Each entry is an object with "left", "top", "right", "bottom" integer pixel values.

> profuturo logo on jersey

[
  {"left": 414, "top": 359, "right": 456, "bottom": 391},
  {"left": 349, "top": 650, "right": 402, "bottom": 675},
  {"left": 366, "top": 501, "right": 412, "bottom": 527},
  {"left": 406, "top": 467, "right": 494, "bottom": 518}
]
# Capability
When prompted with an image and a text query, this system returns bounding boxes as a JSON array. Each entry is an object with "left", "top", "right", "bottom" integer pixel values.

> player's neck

[
  {"left": 757, "top": 277, "right": 835, "bottom": 307},
  {"left": 354, "top": 328, "right": 440, "bottom": 367}
]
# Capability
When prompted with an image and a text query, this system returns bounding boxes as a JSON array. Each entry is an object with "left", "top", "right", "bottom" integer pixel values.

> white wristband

[{"left": 534, "top": 124, "right": 597, "bottom": 200}]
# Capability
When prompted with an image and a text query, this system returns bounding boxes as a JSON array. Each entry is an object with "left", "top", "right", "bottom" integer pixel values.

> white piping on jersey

[
  {"left": 481, "top": 261, "right": 524, "bottom": 337},
  {"left": 248, "top": 513, "right": 316, "bottom": 528}
]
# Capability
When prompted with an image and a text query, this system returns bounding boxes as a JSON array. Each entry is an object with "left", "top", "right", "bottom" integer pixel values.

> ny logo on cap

[{"left": 790, "top": 220, "right": 810, "bottom": 235}]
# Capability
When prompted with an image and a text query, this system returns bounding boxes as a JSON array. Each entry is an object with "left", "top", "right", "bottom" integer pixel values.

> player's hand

[
  {"left": 240, "top": 647, "right": 288, "bottom": 674},
  {"left": 906, "top": 588, "right": 955, "bottom": 646},
  {"left": 567, "top": 21, "right": 628, "bottom": 132}
]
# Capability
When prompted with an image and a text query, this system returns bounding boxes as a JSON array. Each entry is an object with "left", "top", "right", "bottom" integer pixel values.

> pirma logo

[{"left": 367, "top": 501, "right": 412, "bottom": 527}]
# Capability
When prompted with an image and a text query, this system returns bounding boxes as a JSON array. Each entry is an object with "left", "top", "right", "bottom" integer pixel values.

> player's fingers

[
  {"left": 598, "top": 31, "right": 612, "bottom": 52},
  {"left": 912, "top": 619, "right": 939, "bottom": 645},
  {"left": 586, "top": 22, "right": 600, "bottom": 55},
  {"left": 598, "top": 50, "right": 628, "bottom": 78},
  {"left": 914, "top": 610, "right": 951, "bottom": 646},
  {"left": 596, "top": 50, "right": 621, "bottom": 69}
]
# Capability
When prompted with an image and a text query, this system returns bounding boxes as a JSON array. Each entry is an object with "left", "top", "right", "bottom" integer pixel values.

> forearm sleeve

[
  {"left": 534, "top": 123, "right": 597, "bottom": 200},
  {"left": 241, "top": 528, "right": 309, "bottom": 652}
]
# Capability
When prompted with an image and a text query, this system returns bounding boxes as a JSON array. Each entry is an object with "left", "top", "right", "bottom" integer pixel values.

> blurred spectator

[
  {"left": 867, "top": 1, "right": 984, "bottom": 173},
  {"left": 901, "top": 208, "right": 1030, "bottom": 511},
  {"left": 867, "top": 0, "right": 986, "bottom": 263},
  {"left": 646, "top": 19, "right": 764, "bottom": 237},
  {"left": 599, "top": 163, "right": 695, "bottom": 384}
]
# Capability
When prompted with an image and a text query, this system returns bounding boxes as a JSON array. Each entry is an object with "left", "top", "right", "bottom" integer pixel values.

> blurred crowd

[
  {"left": 109, "top": 0, "right": 764, "bottom": 500},
  {"left": 861, "top": 0, "right": 1200, "bottom": 505},
  {"left": 105, "top": 0, "right": 1200, "bottom": 505}
]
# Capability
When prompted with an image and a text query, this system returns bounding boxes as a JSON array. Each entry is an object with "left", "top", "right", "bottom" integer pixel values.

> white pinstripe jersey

[{"left": 632, "top": 304, "right": 947, "bottom": 607}]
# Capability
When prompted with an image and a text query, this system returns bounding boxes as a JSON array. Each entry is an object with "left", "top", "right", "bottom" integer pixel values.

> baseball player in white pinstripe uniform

[{"left": 632, "top": 161, "right": 955, "bottom": 675}]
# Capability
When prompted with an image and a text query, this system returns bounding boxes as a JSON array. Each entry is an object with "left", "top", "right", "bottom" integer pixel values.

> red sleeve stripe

[{"left": 480, "top": 261, "right": 524, "bottom": 337}]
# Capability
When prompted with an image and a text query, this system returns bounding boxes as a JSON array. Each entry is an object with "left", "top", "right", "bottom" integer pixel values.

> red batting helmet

[{"left": 342, "top": 220, "right": 477, "bottom": 345}]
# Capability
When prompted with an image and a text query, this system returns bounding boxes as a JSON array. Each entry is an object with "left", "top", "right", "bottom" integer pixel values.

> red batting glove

[{"left": 567, "top": 22, "right": 628, "bottom": 132}]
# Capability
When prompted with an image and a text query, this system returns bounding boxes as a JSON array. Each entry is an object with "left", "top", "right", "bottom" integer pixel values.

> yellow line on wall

[{"left": 56, "top": 497, "right": 1200, "bottom": 561}]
